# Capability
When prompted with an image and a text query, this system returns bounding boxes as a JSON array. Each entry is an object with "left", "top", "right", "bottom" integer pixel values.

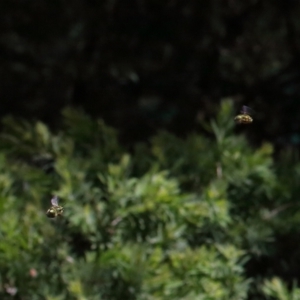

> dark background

[{"left": 1, "top": 0, "right": 300, "bottom": 148}]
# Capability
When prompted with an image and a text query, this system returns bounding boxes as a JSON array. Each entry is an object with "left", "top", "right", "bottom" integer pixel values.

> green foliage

[
  {"left": 0, "top": 101, "right": 298, "bottom": 299},
  {"left": 263, "top": 277, "right": 300, "bottom": 300}
]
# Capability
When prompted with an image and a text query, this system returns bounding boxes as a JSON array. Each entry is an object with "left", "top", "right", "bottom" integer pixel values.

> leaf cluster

[{"left": 0, "top": 101, "right": 298, "bottom": 299}]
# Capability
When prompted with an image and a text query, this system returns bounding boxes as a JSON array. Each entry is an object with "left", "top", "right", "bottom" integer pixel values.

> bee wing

[
  {"left": 241, "top": 105, "right": 254, "bottom": 115},
  {"left": 51, "top": 196, "right": 59, "bottom": 206}
]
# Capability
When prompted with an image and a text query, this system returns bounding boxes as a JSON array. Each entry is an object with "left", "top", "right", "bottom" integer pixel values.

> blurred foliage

[
  {"left": 0, "top": 100, "right": 299, "bottom": 299},
  {"left": 2, "top": 0, "right": 300, "bottom": 147}
]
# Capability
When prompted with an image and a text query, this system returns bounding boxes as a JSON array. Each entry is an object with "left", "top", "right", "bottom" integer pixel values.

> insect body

[
  {"left": 46, "top": 196, "right": 64, "bottom": 218},
  {"left": 234, "top": 105, "right": 253, "bottom": 124}
]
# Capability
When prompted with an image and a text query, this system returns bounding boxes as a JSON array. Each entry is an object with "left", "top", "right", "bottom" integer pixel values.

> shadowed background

[{"left": 1, "top": 0, "right": 300, "bottom": 148}]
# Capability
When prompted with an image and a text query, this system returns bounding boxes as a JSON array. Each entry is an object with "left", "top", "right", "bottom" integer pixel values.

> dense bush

[{"left": 0, "top": 100, "right": 299, "bottom": 299}]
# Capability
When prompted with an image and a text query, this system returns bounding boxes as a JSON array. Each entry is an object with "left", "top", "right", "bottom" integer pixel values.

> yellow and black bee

[
  {"left": 46, "top": 196, "right": 64, "bottom": 218},
  {"left": 234, "top": 105, "right": 253, "bottom": 124}
]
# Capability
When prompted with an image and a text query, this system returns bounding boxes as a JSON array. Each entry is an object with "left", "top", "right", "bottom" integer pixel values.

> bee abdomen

[{"left": 234, "top": 114, "right": 253, "bottom": 124}]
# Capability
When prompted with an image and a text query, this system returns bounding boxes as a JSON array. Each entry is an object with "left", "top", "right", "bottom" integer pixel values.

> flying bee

[
  {"left": 46, "top": 196, "right": 64, "bottom": 218},
  {"left": 234, "top": 105, "right": 253, "bottom": 124}
]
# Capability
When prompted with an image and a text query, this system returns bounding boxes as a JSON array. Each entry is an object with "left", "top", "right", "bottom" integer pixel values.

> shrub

[{"left": 0, "top": 101, "right": 298, "bottom": 299}]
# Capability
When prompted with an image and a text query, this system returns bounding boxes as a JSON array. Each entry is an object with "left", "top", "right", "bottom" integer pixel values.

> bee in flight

[
  {"left": 234, "top": 105, "right": 253, "bottom": 124},
  {"left": 46, "top": 196, "right": 64, "bottom": 218}
]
